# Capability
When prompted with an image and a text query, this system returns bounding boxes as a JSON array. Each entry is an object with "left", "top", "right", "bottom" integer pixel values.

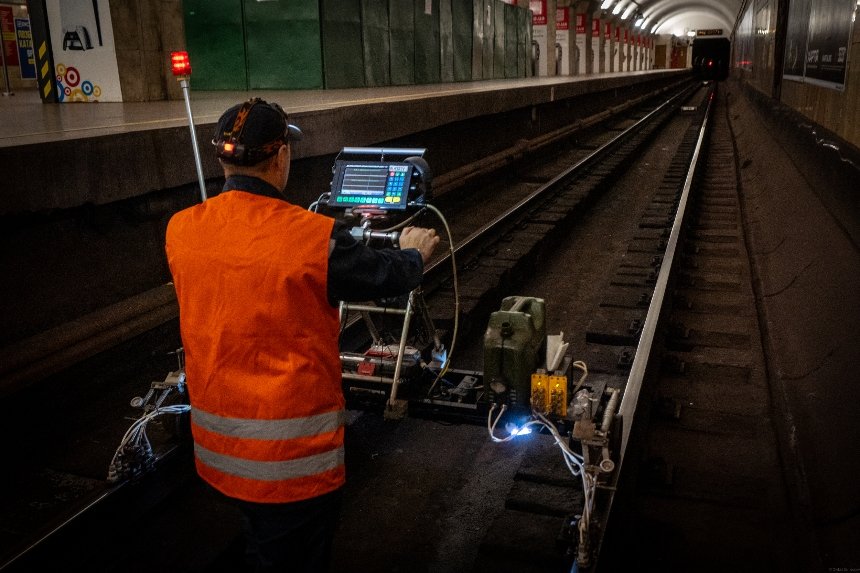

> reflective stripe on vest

[
  {"left": 191, "top": 406, "right": 345, "bottom": 441},
  {"left": 194, "top": 442, "right": 345, "bottom": 482}
]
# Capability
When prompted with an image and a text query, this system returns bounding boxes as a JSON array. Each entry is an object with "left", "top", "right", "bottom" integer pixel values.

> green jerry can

[{"left": 483, "top": 296, "right": 546, "bottom": 408}]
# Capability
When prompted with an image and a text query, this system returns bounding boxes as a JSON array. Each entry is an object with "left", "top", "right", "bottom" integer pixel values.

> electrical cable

[
  {"left": 423, "top": 203, "right": 458, "bottom": 398},
  {"left": 571, "top": 360, "right": 589, "bottom": 394},
  {"left": 107, "top": 395, "right": 190, "bottom": 482},
  {"left": 376, "top": 208, "right": 424, "bottom": 233},
  {"left": 486, "top": 403, "right": 597, "bottom": 557},
  {"left": 308, "top": 192, "right": 330, "bottom": 213}
]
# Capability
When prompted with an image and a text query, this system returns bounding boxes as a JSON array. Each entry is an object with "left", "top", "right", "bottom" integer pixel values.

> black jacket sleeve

[{"left": 327, "top": 221, "right": 424, "bottom": 304}]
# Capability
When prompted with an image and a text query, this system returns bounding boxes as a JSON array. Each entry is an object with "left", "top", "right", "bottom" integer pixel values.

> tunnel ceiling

[{"left": 595, "top": 0, "right": 742, "bottom": 37}]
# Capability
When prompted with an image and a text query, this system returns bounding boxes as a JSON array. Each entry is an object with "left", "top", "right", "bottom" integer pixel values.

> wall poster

[
  {"left": 556, "top": 7, "right": 570, "bottom": 75},
  {"left": 782, "top": 0, "right": 810, "bottom": 81},
  {"left": 781, "top": 0, "right": 853, "bottom": 89},
  {"left": 614, "top": 26, "right": 620, "bottom": 71},
  {"left": 575, "top": 13, "right": 586, "bottom": 74},
  {"left": 804, "top": 0, "right": 853, "bottom": 89},
  {"left": 15, "top": 17, "right": 35, "bottom": 79},
  {"left": 46, "top": 0, "right": 122, "bottom": 102},
  {"left": 1, "top": 5, "right": 17, "bottom": 66},
  {"left": 530, "top": 0, "right": 547, "bottom": 75},
  {"left": 602, "top": 21, "right": 610, "bottom": 72}
]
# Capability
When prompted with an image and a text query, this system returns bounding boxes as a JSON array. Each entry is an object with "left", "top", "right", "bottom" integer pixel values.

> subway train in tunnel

[{"left": 692, "top": 37, "right": 731, "bottom": 81}]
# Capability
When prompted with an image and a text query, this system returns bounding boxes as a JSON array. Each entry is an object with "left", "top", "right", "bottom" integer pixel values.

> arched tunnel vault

[{"left": 578, "top": 0, "right": 742, "bottom": 37}]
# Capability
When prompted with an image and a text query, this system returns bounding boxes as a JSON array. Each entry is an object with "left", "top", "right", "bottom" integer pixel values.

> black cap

[{"left": 212, "top": 98, "right": 303, "bottom": 166}]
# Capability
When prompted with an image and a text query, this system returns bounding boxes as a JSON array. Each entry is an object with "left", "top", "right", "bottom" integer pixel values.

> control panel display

[{"left": 330, "top": 161, "right": 412, "bottom": 210}]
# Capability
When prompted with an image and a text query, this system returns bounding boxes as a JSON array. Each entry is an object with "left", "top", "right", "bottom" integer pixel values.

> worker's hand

[{"left": 399, "top": 226, "right": 440, "bottom": 264}]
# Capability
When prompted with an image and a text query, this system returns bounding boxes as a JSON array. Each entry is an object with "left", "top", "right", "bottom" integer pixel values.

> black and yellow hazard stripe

[
  {"left": 37, "top": 40, "right": 52, "bottom": 99},
  {"left": 27, "top": 0, "right": 57, "bottom": 103}
]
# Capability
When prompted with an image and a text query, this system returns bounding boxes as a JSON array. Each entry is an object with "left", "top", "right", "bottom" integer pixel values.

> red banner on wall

[
  {"left": 604, "top": 21, "right": 611, "bottom": 39},
  {"left": 557, "top": 8, "right": 569, "bottom": 31},
  {"left": 530, "top": 0, "right": 547, "bottom": 26},
  {"left": 615, "top": 27, "right": 620, "bottom": 42},
  {"left": 592, "top": 18, "right": 600, "bottom": 37},
  {"left": 1, "top": 6, "right": 19, "bottom": 66},
  {"left": 624, "top": 29, "right": 629, "bottom": 44},
  {"left": 576, "top": 14, "right": 586, "bottom": 34}
]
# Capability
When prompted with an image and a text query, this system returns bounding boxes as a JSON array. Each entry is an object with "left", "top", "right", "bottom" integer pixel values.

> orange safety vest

[{"left": 165, "top": 189, "right": 344, "bottom": 504}]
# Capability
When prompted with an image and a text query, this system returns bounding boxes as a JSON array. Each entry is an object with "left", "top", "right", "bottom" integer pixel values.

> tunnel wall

[{"left": 733, "top": 0, "right": 860, "bottom": 149}]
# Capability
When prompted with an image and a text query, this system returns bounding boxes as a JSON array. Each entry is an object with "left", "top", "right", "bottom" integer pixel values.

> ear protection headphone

[{"left": 214, "top": 98, "right": 291, "bottom": 166}]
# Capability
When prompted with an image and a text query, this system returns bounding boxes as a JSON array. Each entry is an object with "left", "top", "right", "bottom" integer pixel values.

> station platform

[
  {"left": 0, "top": 70, "right": 685, "bottom": 214},
  {"left": 0, "top": 71, "right": 675, "bottom": 147}
]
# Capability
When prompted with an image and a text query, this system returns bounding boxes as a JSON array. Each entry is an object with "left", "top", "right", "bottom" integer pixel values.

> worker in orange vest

[{"left": 165, "top": 98, "right": 439, "bottom": 572}]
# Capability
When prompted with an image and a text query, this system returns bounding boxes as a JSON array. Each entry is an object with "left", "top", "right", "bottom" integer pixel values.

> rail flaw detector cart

[{"left": 314, "top": 147, "right": 441, "bottom": 419}]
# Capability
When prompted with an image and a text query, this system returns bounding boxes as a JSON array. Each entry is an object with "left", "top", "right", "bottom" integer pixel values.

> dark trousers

[{"left": 232, "top": 488, "right": 343, "bottom": 573}]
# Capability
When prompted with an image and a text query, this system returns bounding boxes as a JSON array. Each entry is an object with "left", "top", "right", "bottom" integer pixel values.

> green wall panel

[
  {"left": 493, "top": 0, "right": 505, "bottom": 79},
  {"left": 504, "top": 3, "right": 517, "bottom": 78},
  {"left": 361, "top": 0, "right": 390, "bottom": 86},
  {"left": 244, "top": 0, "right": 322, "bottom": 89},
  {"left": 183, "top": 0, "right": 246, "bottom": 90},
  {"left": 414, "top": 0, "right": 441, "bottom": 84},
  {"left": 439, "top": 0, "right": 454, "bottom": 82},
  {"left": 183, "top": 0, "right": 532, "bottom": 91},
  {"left": 483, "top": 0, "right": 494, "bottom": 79},
  {"left": 471, "top": 0, "right": 484, "bottom": 79},
  {"left": 521, "top": 8, "right": 532, "bottom": 77},
  {"left": 452, "top": 0, "right": 473, "bottom": 81},
  {"left": 389, "top": 0, "right": 415, "bottom": 85},
  {"left": 321, "top": 0, "right": 365, "bottom": 88}
]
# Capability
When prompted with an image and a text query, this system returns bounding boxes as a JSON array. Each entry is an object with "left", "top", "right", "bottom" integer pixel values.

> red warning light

[
  {"left": 707, "top": 59, "right": 714, "bottom": 67},
  {"left": 171, "top": 51, "right": 192, "bottom": 77}
]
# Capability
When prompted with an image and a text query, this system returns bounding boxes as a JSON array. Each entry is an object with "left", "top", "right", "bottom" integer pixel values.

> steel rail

[
  {"left": 422, "top": 81, "right": 699, "bottom": 284},
  {"left": 0, "top": 443, "right": 186, "bottom": 571},
  {"left": 340, "top": 81, "right": 699, "bottom": 339},
  {"left": 580, "top": 85, "right": 716, "bottom": 572},
  {"left": 617, "top": 88, "right": 715, "bottom": 460},
  {"left": 0, "top": 487, "right": 120, "bottom": 571}
]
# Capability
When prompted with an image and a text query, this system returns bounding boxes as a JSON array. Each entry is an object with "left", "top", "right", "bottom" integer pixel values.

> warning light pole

[{"left": 171, "top": 51, "right": 207, "bottom": 201}]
